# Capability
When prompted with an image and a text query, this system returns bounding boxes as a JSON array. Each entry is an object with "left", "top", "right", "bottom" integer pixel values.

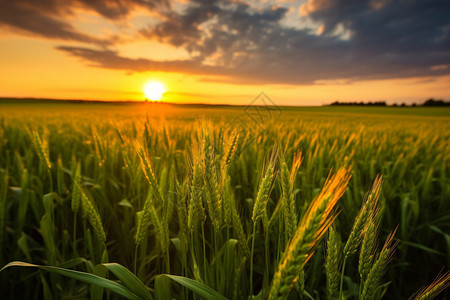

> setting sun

[{"left": 144, "top": 81, "right": 165, "bottom": 101}]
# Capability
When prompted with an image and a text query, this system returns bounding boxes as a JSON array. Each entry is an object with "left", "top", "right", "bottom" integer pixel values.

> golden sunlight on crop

[{"left": 144, "top": 81, "right": 166, "bottom": 101}]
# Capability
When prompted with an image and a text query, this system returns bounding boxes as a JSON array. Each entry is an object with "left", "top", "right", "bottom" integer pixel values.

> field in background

[{"left": 0, "top": 101, "right": 449, "bottom": 299}]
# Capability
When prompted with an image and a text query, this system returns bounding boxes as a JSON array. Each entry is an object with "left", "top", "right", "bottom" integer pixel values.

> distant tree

[
  {"left": 423, "top": 98, "right": 450, "bottom": 106},
  {"left": 328, "top": 99, "right": 449, "bottom": 107},
  {"left": 329, "top": 101, "right": 387, "bottom": 106}
]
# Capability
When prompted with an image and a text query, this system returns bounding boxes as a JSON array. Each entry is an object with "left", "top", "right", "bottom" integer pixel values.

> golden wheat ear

[
  {"left": 32, "top": 130, "right": 52, "bottom": 170},
  {"left": 410, "top": 271, "right": 450, "bottom": 300},
  {"left": 134, "top": 139, "right": 160, "bottom": 194},
  {"left": 268, "top": 167, "right": 351, "bottom": 300},
  {"left": 344, "top": 174, "right": 383, "bottom": 258}
]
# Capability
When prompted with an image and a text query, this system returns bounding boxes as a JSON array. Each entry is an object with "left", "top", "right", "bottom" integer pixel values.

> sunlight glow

[{"left": 144, "top": 81, "right": 166, "bottom": 101}]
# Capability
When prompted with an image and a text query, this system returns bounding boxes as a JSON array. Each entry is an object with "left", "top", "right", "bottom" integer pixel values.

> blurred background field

[{"left": 0, "top": 101, "right": 449, "bottom": 299}]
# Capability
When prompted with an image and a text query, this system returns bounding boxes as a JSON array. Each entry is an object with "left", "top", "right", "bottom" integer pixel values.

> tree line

[{"left": 328, "top": 98, "right": 450, "bottom": 107}]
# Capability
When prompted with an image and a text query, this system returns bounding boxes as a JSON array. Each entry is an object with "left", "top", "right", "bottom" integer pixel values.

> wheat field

[{"left": 0, "top": 102, "right": 449, "bottom": 299}]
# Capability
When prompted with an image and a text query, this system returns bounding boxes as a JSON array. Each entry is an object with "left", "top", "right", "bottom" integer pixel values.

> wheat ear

[
  {"left": 361, "top": 228, "right": 399, "bottom": 300},
  {"left": 268, "top": 168, "right": 351, "bottom": 300},
  {"left": 135, "top": 191, "right": 153, "bottom": 246},
  {"left": 71, "top": 162, "right": 81, "bottom": 213},
  {"left": 32, "top": 130, "right": 51, "bottom": 170},
  {"left": 359, "top": 208, "right": 380, "bottom": 286},
  {"left": 187, "top": 163, "right": 206, "bottom": 232},
  {"left": 79, "top": 186, "right": 106, "bottom": 244},
  {"left": 411, "top": 271, "right": 450, "bottom": 300},
  {"left": 252, "top": 163, "right": 275, "bottom": 223},
  {"left": 326, "top": 226, "right": 341, "bottom": 299},
  {"left": 344, "top": 175, "right": 382, "bottom": 257}
]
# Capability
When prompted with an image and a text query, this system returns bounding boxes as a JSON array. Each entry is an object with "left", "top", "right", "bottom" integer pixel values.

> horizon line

[{"left": 1, "top": 96, "right": 445, "bottom": 108}]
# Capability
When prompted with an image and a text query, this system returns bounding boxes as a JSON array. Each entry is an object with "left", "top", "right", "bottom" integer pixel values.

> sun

[{"left": 144, "top": 81, "right": 166, "bottom": 101}]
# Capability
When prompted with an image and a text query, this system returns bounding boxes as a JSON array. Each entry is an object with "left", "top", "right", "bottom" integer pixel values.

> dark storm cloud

[
  {"left": 2, "top": 0, "right": 449, "bottom": 84},
  {"left": 76, "top": 0, "right": 169, "bottom": 20},
  {"left": 0, "top": 0, "right": 102, "bottom": 44},
  {"left": 142, "top": 1, "right": 290, "bottom": 64},
  {"left": 0, "top": 0, "right": 167, "bottom": 45},
  {"left": 301, "top": 0, "right": 450, "bottom": 55},
  {"left": 138, "top": 0, "right": 450, "bottom": 83}
]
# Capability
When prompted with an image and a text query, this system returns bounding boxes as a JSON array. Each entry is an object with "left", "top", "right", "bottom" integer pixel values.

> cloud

[
  {"left": 0, "top": 0, "right": 167, "bottom": 45},
  {"left": 142, "top": 1, "right": 291, "bottom": 65},
  {"left": 431, "top": 64, "right": 448, "bottom": 71},
  {"left": 300, "top": 0, "right": 450, "bottom": 54},
  {"left": 56, "top": 45, "right": 230, "bottom": 76},
  {"left": 76, "top": 0, "right": 169, "bottom": 20},
  {"left": 0, "top": 0, "right": 102, "bottom": 44},
  {"left": 2, "top": 0, "right": 449, "bottom": 84}
]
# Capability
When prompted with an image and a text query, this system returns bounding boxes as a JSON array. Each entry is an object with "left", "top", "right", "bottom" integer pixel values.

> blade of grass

[
  {"left": 162, "top": 274, "right": 228, "bottom": 300},
  {"left": 1, "top": 261, "right": 143, "bottom": 300},
  {"left": 102, "top": 263, "right": 152, "bottom": 300}
]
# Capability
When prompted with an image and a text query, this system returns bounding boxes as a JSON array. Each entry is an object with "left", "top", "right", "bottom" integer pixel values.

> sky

[{"left": 0, "top": 0, "right": 449, "bottom": 106}]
